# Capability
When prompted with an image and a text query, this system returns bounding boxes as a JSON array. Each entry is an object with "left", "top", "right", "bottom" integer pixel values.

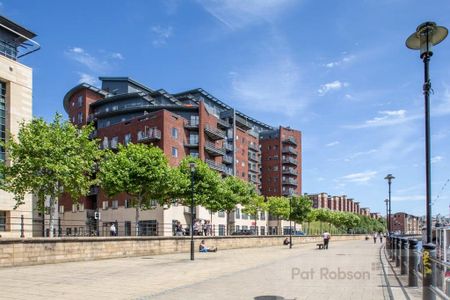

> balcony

[
  {"left": 248, "top": 153, "right": 260, "bottom": 163},
  {"left": 205, "top": 159, "right": 226, "bottom": 173},
  {"left": 204, "top": 141, "right": 225, "bottom": 156},
  {"left": 223, "top": 155, "right": 233, "bottom": 164},
  {"left": 224, "top": 142, "right": 233, "bottom": 152},
  {"left": 87, "top": 114, "right": 97, "bottom": 123},
  {"left": 282, "top": 189, "right": 296, "bottom": 196},
  {"left": 248, "top": 143, "right": 260, "bottom": 152},
  {"left": 282, "top": 136, "right": 297, "bottom": 146},
  {"left": 137, "top": 128, "right": 161, "bottom": 142},
  {"left": 282, "top": 157, "right": 297, "bottom": 165},
  {"left": 248, "top": 165, "right": 259, "bottom": 173},
  {"left": 217, "top": 118, "right": 230, "bottom": 129},
  {"left": 235, "top": 115, "right": 252, "bottom": 130},
  {"left": 184, "top": 140, "right": 199, "bottom": 148},
  {"left": 282, "top": 146, "right": 298, "bottom": 156},
  {"left": 282, "top": 178, "right": 298, "bottom": 186},
  {"left": 249, "top": 176, "right": 261, "bottom": 185},
  {"left": 282, "top": 168, "right": 298, "bottom": 176},
  {"left": 184, "top": 120, "right": 199, "bottom": 130},
  {"left": 204, "top": 124, "right": 226, "bottom": 140}
]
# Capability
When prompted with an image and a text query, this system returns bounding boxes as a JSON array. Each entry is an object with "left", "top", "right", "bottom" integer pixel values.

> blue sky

[{"left": 3, "top": 0, "right": 450, "bottom": 217}]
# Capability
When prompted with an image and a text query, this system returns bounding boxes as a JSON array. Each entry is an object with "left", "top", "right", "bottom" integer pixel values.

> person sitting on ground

[
  {"left": 199, "top": 240, "right": 217, "bottom": 252},
  {"left": 283, "top": 237, "right": 290, "bottom": 246}
]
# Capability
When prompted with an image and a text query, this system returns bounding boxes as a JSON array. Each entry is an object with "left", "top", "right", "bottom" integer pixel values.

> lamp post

[
  {"left": 384, "top": 199, "right": 389, "bottom": 233},
  {"left": 384, "top": 174, "right": 395, "bottom": 235},
  {"left": 189, "top": 162, "right": 196, "bottom": 261},
  {"left": 289, "top": 194, "right": 293, "bottom": 249},
  {"left": 406, "top": 22, "right": 448, "bottom": 244}
]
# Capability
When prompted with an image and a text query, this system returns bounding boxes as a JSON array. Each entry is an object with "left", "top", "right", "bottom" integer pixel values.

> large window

[
  {"left": 171, "top": 127, "right": 178, "bottom": 139},
  {"left": 0, "top": 82, "right": 5, "bottom": 162},
  {"left": 218, "top": 224, "right": 225, "bottom": 236},
  {"left": 0, "top": 211, "right": 7, "bottom": 231}
]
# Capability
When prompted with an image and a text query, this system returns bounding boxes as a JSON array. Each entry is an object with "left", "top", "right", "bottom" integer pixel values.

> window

[
  {"left": 79, "top": 203, "right": 84, "bottom": 212},
  {"left": 273, "top": 166, "right": 278, "bottom": 171},
  {"left": 102, "top": 201, "right": 109, "bottom": 210},
  {"left": 124, "top": 133, "right": 131, "bottom": 145},
  {"left": 218, "top": 211, "right": 225, "bottom": 218},
  {"left": 235, "top": 208, "right": 240, "bottom": 219},
  {"left": 72, "top": 204, "right": 77, "bottom": 213},
  {"left": 235, "top": 225, "right": 240, "bottom": 232},
  {"left": 172, "top": 147, "right": 178, "bottom": 158},
  {"left": 77, "top": 95, "right": 83, "bottom": 108},
  {"left": 0, "top": 211, "right": 7, "bottom": 231},
  {"left": 218, "top": 224, "right": 225, "bottom": 236},
  {"left": 112, "top": 200, "right": 118, "bottom": 209},
  {"left": 71, "top": 100, "right": 75, "bottom": 107},
  {"left": 59, "top": 205, "right": 64, "bottom": 214},
  {"left": 242, "top": 225, "right": 248, "bottom": 230},
  {"left": 102, "top": 137, "right": 109, "bottom": 149},
  {"left": 260, "top": 211, "right": 266, "bottom": 220},
  {"left": 72, "top": 116, "right": 75, "bottom": 123},
  {"left": 125, "top": 221, "right": 131, "bottom": 236},
  {"left": 125, "top": 199, "right": 131, "bottom": 208},
  {"left": 189, "top": 133, "right": 199, "bottom": 145},
  {"left": 112, "top": 105, "right": 118, "bottom": 111},
  {"left": 111, "top": 136, "right": 118, "bottom": 149},
  {"left": 190, "top": 115, "right": 199, "bottom": 126},
  {"left": 190, "top": 150, "right": 199, "bottom": 158},
  {"left": 242, "top": 212, "right": 248, "bottom": 220},
  {"left": 260, "top": 226, "right": 265, "bottom": 235},
  {"left": 171, "top": 127, "right": 178, "bottom": 139},
  {"left": 77, "top": 112, "right": 83, "bottom": 123}
]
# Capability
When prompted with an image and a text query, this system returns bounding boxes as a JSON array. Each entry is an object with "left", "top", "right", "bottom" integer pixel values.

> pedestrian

[
  {"left": 373, "top": 232, "right": 378, "bottom": 244},
  {"left": 379, "top": 232, "right": 383, "bottom": 243},
  {"left": 110, "top": 223, "right": 116, "bottom": 237},
  {"left": 206, "top": 220, "right": 212, "bottom": 236},
  {"left": 323, "top": 231, "right": 330, "bottom": 249},
  {"left": 175, "top": 221, "right": 183, "bottom": 236}
]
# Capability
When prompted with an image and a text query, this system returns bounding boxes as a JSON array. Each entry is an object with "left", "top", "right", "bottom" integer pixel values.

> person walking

[
  {"left": 175, "top": 221, "right": 183, "bottom": 236},
  {"left": 373, "top": 232, "right": 378, "bottom": 244},
  {"left": 323, "top": 231, "right": 330, "bottom": 249},
  {"left": 379, "top": 232, "right": 383, "bottom": 243},
  {"left": 110, "top": 223, "right": 116, "bottom": 237}
]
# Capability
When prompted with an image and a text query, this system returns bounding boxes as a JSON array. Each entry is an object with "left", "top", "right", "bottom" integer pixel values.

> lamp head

[
  {"left": 189, "top": 162, "right": 196, "bottom": 172},
  {"left": 384, "top": 174, "right": 395, "bottom": 182},
  {"left": 406, "top": 22, "right": 448, "bottom": 58}
]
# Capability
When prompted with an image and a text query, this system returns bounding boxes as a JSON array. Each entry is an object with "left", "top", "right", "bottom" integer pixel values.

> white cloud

[
  {"left": 324, "top": 55, "right": 355, "bottom": 68},
  {"left": 151, "top": 26, "right": 173, "bottom": 47},
  {"left": 340, "top": 171, "right": 377, "bottom": 183},
  {"left": 318, "top": 80, "right": 348, "bottom": 96},
  {"left": 344, "top": 149, "right": 378, "bottom": 162},
  {"left": 111, "top": 52, "right": 124, "bottom": 60},
  {"left": 344, "top": 109, "right": 420, "bottom": 129},
  {"left": 197, "top": 0, "right": 297, "bottom": 30},
  {"left": 326, "top": 141, "right": 340, "bottom": 147},
  {"left": 78, "top": 73, "right": 98, "bottom": 85},
  {"left": 431, "top": 156, "right": 444, "bottom": 164}
]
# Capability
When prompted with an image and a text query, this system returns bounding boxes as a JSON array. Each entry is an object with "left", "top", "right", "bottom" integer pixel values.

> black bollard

[
  {"left": 20, "top": 215, "right": 24, "bottom": 238},
  {"left": 422, "top": 243, "right": 436, "bottom": 300},
  {"left": 392, "top": 237, "right": 397, "bottom": 262},
  {"left": 401, "top": 238, "right": 407, "bottom": 275},
  {"left": 408, "top": 239, "right": 418, "bottom": 287},
  {"left": 396, "top": 238, "right": 401, "bottom": 267}
]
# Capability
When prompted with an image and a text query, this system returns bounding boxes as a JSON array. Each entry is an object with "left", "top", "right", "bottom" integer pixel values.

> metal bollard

[
  {"left": 422, "top": 243, "right": 436, "bottom": 300},
  {"left": 396, "top": 238, "right": 401, "bottom": 267},
  {"left": 20, "top": 215, "right": 24, "bottom": 238},
  {"left": 401, "top": 238, "right": 408, "bottom": 275},
  {"left": 408, "top": 239, "right": 418, "bottom": 287},
  {"left": 387, "top": 236, "right": 391, "bottom": 258},
  {"left": 58, "top": 217, "right": 62, "bottom": 237},
  {"left": 391, "top": 237, "right": 397, "bottom": 262}
]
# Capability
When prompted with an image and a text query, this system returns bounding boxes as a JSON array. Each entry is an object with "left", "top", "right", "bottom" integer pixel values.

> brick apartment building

[
  {"left": 307, "top": 192, "right": 379, "bottom": 218},
  {"left": 59, "top": 77, "right": 302, "bottom": 237},
  {"left": 391, "top": 212, "right": 421, "bottom": 234}
]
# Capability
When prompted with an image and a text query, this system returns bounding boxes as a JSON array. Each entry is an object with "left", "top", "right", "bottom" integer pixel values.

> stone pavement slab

[{"left": 0, "top": 239, "right": 387, "bottom": 300}]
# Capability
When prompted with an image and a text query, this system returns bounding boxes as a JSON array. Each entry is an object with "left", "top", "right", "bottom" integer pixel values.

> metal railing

[{"left": 387, "top": 235, "right": 450, "bottom": 299}]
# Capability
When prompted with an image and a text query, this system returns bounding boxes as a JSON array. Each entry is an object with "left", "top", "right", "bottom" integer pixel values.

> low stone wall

[{"left": 0, "top": 234, "right": 365, "bottom": 267}]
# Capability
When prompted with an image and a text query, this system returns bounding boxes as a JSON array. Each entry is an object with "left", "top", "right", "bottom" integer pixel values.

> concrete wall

[{"left": 0, "top": 234, "right": 366, "bottom": 267}]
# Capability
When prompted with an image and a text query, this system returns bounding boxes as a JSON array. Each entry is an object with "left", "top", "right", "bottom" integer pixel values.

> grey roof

[
  {"left": 99, "top": 77, "right": 154, "bottom": 94},
  {"left": 0, "top": 15, "right": 36, "bottom": 43},
  {"left": 63, "top": 83, "right": 110, "bottom": 113}
]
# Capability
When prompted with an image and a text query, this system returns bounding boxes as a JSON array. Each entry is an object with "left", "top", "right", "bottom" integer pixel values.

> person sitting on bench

[
  {"left": 199, "top": 240, "right": 217, "bottom": 252},
  {"left": 283, "top": 237, "right": 291, "bottom": 246}
]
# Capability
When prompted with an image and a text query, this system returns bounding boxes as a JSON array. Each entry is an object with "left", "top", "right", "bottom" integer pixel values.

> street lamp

[
  {"left": 384, "top": 174, "right": 395, "bottom": 235},
  {"left": 384, "top": 199, "right": 389, "bottom": 232},
  {"left": 406, "top": 22, "right": 448, "bottom": 244},
  {"left": 189, "top": 162, "right": 196, "bottom": 261},
  {"left": 289, "top": 194, "right": 293, "bottom": 249}
]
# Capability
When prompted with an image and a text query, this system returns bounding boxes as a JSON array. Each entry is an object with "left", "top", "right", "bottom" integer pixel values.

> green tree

[
  {"left": 219, "top": 176, "right": 255, "bottom": 234},
  {"left": 176, "top": 157, "right": 222, "bottom": 210},
  {"left": 242, "top": 195, "right": 267, "bottom": 235},
  {"left": 98, "top": 143, "right": 174, "bottom": 235},
  {"left": 290, "top": 195, "right": 313, "bottom": 224},
  {"left": 0, "top": 114, "right": 101, "bottom": 237},
  {"left": 267, "top": 196, "right": 290, "bottom": 220}
]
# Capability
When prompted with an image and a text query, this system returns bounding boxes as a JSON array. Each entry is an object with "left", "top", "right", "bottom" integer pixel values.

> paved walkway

[{"left": 0, "top": 240, "right": 387, "bottom": 300}]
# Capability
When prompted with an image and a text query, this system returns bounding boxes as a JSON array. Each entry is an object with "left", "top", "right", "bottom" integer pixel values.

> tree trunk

[
  {"left": 254, "top": 216, "right": 258, "bottom": 235},
  {"left": 135, "top": 197, "right": 141, "bottom": 236},
  {"left": 226, "top": 210, "right": 231, "bottom": 235},
  {"left": 48, "top": 196, "right": 55, "bottom": 238}
]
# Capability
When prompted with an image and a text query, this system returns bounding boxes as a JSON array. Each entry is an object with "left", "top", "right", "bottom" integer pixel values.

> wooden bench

[{"left": 317, "top": 243, "right": 324, "bottom": 249}]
